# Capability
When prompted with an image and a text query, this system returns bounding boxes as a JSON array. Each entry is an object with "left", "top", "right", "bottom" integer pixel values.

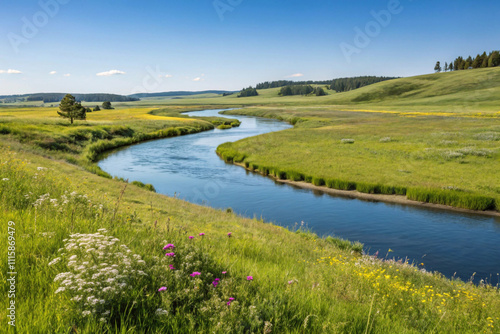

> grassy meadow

[
  {"left": 217, "top": 107, "right": 500, "bottom": 211},
  {"left": 1, "top": 145, "right": 500, "bottom": 333},
  {"left": 0, "top": 68, "right": 500, "bottom": 332}
]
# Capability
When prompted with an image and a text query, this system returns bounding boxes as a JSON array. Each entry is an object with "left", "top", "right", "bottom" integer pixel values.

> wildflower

[
  {"left": 37, "top": 167, "right": 47, "bottom": 171},
  {"left": 163, "top": 244, "right": 175, "bottom": 250},
  {"left": 55, "top": 287, "right": 66, "bottom": 294},
  {"left": 2, "top": 178, "right": 9, "bottom": 181},
  {"left": 82, "top": 311, "right": 91, "bottom": 317},
  {"left": 169, "top": 264, "right": 175, "bottom": 270},
  {"left": 188, "top": 236, "right": 194, "bottom": 239},
  {"left": 48, "top": 258, "right": 61, "bottom": 266},
  {"left": 227, "top": 297, "right": 235, "bottom": 306},
  {"left": 156, "top": 308, "right": 168, "bottom": 315},
  {"left": 199, "top": 233, "right": 205, "bottom": 236},
  {"left": 229, "top": 297, "right": 235, "bottom": 301},
  {"left": 388, "top": 249, "right": 393, "bottom": 252},
  {"left": 227, "top": 232, "right": 232, "bottom": 237},
  {"left": 212, "top": 281, "right": 218, "bottom": 287},
  {"left": 165, "top": 252, "right": 175, "bottom": 257},
  {"left": 158, "top": 287, "right": 167, "bottom": 292},
  {"left": 247, "top": 276, "right": 253, "bottom": 281},
  {"left": 190, "top": 272, "right": 201, "bottom": 277},
  {"left": 222, "top": 271, "right": 227, "bottom": 275}
]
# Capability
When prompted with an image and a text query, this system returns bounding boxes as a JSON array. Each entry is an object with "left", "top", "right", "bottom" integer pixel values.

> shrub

[
  {"left": 341, "top": 139, "right": 355, "bottom": 144},
  {"left": 131, "top": 180, "right": 157, "bottom": 192},
  {"left": 325, "top": 236, "right": 364, "bottom": 253}
]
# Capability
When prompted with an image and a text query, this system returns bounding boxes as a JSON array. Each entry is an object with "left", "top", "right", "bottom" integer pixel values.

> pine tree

[
  {"left": 488, "top": 51, "right": 500, "bottom": 67},
  {"left": 444, "top": 62, "right": 448, "bottom": 72},
  {"left": 434, "top": 61, "right": 442, "bottom": 73},
  {"left": 57, "top": 94, "right": 86, "bottom": 124}
]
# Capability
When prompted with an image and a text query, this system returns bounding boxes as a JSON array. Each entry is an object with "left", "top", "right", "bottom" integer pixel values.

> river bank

[{"left": 228, "top": 161, "right": 500, "bottom": 218}]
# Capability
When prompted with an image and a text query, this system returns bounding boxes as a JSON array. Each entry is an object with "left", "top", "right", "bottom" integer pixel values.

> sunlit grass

[
  {"left": 217, "top": 108, "right": 500, "bottom": 211},
  {"left": 1, "top": 147, "right": 499, "bottom": 333}
]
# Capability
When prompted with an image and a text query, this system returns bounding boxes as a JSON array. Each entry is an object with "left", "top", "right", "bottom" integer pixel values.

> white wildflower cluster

[
  {"left": 2, "top": 178, "right": 9, "bottom": 181},
  {"left": 50, "top": 230, "right": 148, "bottom": 321},
  {"left": 31, "top": 190, "right": 95, "bottom": 212}
]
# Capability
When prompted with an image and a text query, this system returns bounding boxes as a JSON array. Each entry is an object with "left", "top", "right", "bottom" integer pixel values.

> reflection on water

[{"left": 99, "top": 109, "right": 500, "bottom": 284}]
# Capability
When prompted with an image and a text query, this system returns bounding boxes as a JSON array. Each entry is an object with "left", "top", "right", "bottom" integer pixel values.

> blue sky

[{"left": 1, "top": 0, "right": 499, "bottom": 95}]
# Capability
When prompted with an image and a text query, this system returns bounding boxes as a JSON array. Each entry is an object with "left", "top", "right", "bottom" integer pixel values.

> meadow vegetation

[
  {"left": 217, "top": 107, "right": 500, "bottom": 211},
  {"left": 1, "top": 147, "right": 499, "bottom": 333}
]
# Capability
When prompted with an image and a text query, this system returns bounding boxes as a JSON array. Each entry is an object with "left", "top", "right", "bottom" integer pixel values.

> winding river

[{"left": 99, "top": 109, "right": 500, "bottom": 284}]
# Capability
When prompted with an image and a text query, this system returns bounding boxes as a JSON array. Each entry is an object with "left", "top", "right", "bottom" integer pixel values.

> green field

[
  {"left": 217, "top": 106, "right": 500, "bottom": 211},
  {"left": 1, "top": 68, "right": 500, "bottom": 332}
]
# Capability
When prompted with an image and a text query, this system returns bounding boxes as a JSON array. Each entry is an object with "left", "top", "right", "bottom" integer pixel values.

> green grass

[
  {"left": 1, "top": 145, "right": 500, "bottom": 333},
  {"left": 216, "top": 108, "right": 500, "bottom": 211}
]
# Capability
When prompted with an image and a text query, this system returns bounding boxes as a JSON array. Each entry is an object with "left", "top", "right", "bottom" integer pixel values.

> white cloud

[
  {"left": 162, "top": 74, "right": 173, "bottom": 78},
  {"left": 63, "top": 73, "right": 71, "bottom": 77},
  {"left": 96, "top": 69, "right": 126, "bottom": 77},
  {"left": 193, "top": 77, "right": 202, "bottom": 82},
  {"left": 49, "top": 71, "right": 57, "bottom": 75},
  {"left": 286, "top": 73, "right": 304, "bottom": 78},
  {"left": 0, "top": 69, "right": 22, "bottom": 74}
]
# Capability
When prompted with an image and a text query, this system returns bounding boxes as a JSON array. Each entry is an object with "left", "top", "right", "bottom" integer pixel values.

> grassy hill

[{"left": 145, "top": 68, "right": 500, "bottom": 113}]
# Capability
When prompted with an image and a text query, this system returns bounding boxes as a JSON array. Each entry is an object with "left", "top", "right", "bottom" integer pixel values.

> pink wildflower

[
  {"left": 163, "top": 244, "right": 175, "bottom": 250},
  {"left": 247, "top": 276, "right": 253, "bottom": 281},
  {"left": 158, "top": 287, "right": 167, "bottom": 292}
]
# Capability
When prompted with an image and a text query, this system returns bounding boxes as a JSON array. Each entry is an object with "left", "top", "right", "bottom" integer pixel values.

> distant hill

[
  {"left": 0, "top": 93, "right": 139, "bottom": 103},
  {"left": 129, "top": 90, "right": 237, "bottom": 99},
  {"left": 255, "top": 76, "right": 398, "bottom": 92}
]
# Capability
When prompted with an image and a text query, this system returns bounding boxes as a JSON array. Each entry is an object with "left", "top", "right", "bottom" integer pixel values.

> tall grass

[{"left": 406, "top": 188, "right": 496, "bottom": 211}]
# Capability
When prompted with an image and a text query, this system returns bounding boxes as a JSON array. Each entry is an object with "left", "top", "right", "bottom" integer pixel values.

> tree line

[
  {"left": 279, "top": 85, "right": 326, "bottom": 96},
  {"left": 24, "top": 93, "right": 139, "bottom": 103},
  {"left": 237, "top": 87, "right": 258, "bottom": 97},
  {"left": 434, "top": 50, "right": 500, "bottom": 72},
  {"left": 254, "top": 76, "right": 397, "bottom": 93}
]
